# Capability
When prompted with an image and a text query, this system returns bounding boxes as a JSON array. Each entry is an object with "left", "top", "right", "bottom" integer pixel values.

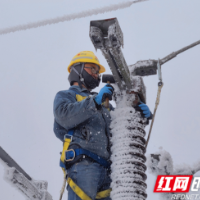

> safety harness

[
  {"left": 59, "top": 88, "right": 111, "bottom": 200},
  {"left": 67, "top": 177, "right": 111, "bottom": 200}
]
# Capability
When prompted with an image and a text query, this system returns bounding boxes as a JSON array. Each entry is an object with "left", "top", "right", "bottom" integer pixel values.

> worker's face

[{"left": 84, "top": 63, "right": 100, "bottom": 79}]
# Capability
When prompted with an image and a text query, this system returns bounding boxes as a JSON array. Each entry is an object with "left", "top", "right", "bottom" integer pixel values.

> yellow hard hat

[{"left": 67, "top": 51, "right": 106, "bottom": 73}]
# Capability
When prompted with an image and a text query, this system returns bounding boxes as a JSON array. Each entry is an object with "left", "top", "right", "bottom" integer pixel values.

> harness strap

[
  {"left": 67, "top": 177, "right": 111, "bottom": 200},
  {"left": 65, "top": 148, "right": 110, "bottom": 168},
  {"left": 60, "top": 138, "right": 71, "bottom": 163},
  {"left": 67, "top": 177, "right": 92, "bottom": 200},
  {"left": 60, "top": 129, "right": 74, "bottom": 171},
  {"left": 95, "top": 189, "right": 112, "bottom": 199}
]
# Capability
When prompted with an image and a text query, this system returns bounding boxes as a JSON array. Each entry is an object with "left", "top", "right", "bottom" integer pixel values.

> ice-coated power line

[{"left": 0, "top": 0, "right": 148, "bottom": 36}]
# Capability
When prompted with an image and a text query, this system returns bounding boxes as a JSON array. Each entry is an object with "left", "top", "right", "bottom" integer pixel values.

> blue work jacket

[{"left": 53, "top": 85, "right": 113, "bottom": 160}]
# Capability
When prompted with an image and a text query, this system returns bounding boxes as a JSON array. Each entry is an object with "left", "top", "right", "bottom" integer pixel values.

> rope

[
  {"left": 59, "top": 173, "right": 67, "bottom": 200},
  {"left": 145, "top": 82, "right": 163, "bottom": 149}
]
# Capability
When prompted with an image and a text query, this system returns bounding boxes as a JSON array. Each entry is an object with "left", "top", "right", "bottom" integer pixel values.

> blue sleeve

[{"left": 53, "top": 91, "right": 97, "bottom": 130}]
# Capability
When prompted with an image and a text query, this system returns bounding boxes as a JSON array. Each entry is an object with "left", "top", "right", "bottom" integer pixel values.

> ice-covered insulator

[{"left": 110, "top": 93, "right": 147, "bottom": 200}]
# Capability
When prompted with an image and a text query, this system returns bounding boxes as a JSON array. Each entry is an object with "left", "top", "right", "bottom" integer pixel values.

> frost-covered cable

[
  {"left": 145, "top": 82, "right": 163, "bottom": 149},
  {"left": 0, "top": 0, "right": 148, "bottom": 36}
]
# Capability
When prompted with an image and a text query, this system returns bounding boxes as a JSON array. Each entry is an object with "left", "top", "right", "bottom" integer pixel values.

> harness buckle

[
  {"left": 64, "top": 134, "right": 73, "bottom": 142},
  {"left": 65, "top": 149, "right": 76, "bottom": 162}
]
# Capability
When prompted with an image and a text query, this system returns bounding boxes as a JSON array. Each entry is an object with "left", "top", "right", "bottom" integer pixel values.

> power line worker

[{"left": 53, "top": 51, "right": 152, "bottom": 200}]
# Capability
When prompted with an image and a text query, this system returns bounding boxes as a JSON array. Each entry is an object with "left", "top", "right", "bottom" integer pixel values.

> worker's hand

[
  {"left": 135, "top": 102, "right": 153, "bottom": 119},
  {"left": 94, "top": 84, "right": 114, "bottom": 105}
]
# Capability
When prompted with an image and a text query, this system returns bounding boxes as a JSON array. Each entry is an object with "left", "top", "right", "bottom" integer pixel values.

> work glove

[
  {"left": 135, "top": 102, "right": 153, "bottom": 119},
  {"left": 94, "top": 84, "right": 114, "bottom": 105}
]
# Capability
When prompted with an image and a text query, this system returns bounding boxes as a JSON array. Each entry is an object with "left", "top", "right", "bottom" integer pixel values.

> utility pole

[
  {"left": 89, "top": 17, "right": 200, "bottom": 200},
  {"left": 90, "top": 18, "right": 148, "bottom": 200}
]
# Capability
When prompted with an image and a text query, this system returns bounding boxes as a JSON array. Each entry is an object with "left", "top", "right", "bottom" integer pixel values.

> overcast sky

[{"left": 0, "top": 0, "right": 200, "bottom": 200}]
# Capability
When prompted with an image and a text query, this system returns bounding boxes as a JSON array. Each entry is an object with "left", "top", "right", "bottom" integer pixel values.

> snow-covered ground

[{"left": 0, "top": 0, "right": 200, "bottom": 200}]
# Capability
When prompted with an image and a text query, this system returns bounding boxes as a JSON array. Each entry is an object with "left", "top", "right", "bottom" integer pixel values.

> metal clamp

[
  {"left": 157, "top": 59, "right": 162, "bottom": 82},
  {"left": 64, "top": 134, "right": 73, "bottom": 142},
  {"left": 157, "top": 59, "right": 163, "bottom": 87},
  {"left": 65, "top": 149, "right": 76, "bottom": 162}
]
